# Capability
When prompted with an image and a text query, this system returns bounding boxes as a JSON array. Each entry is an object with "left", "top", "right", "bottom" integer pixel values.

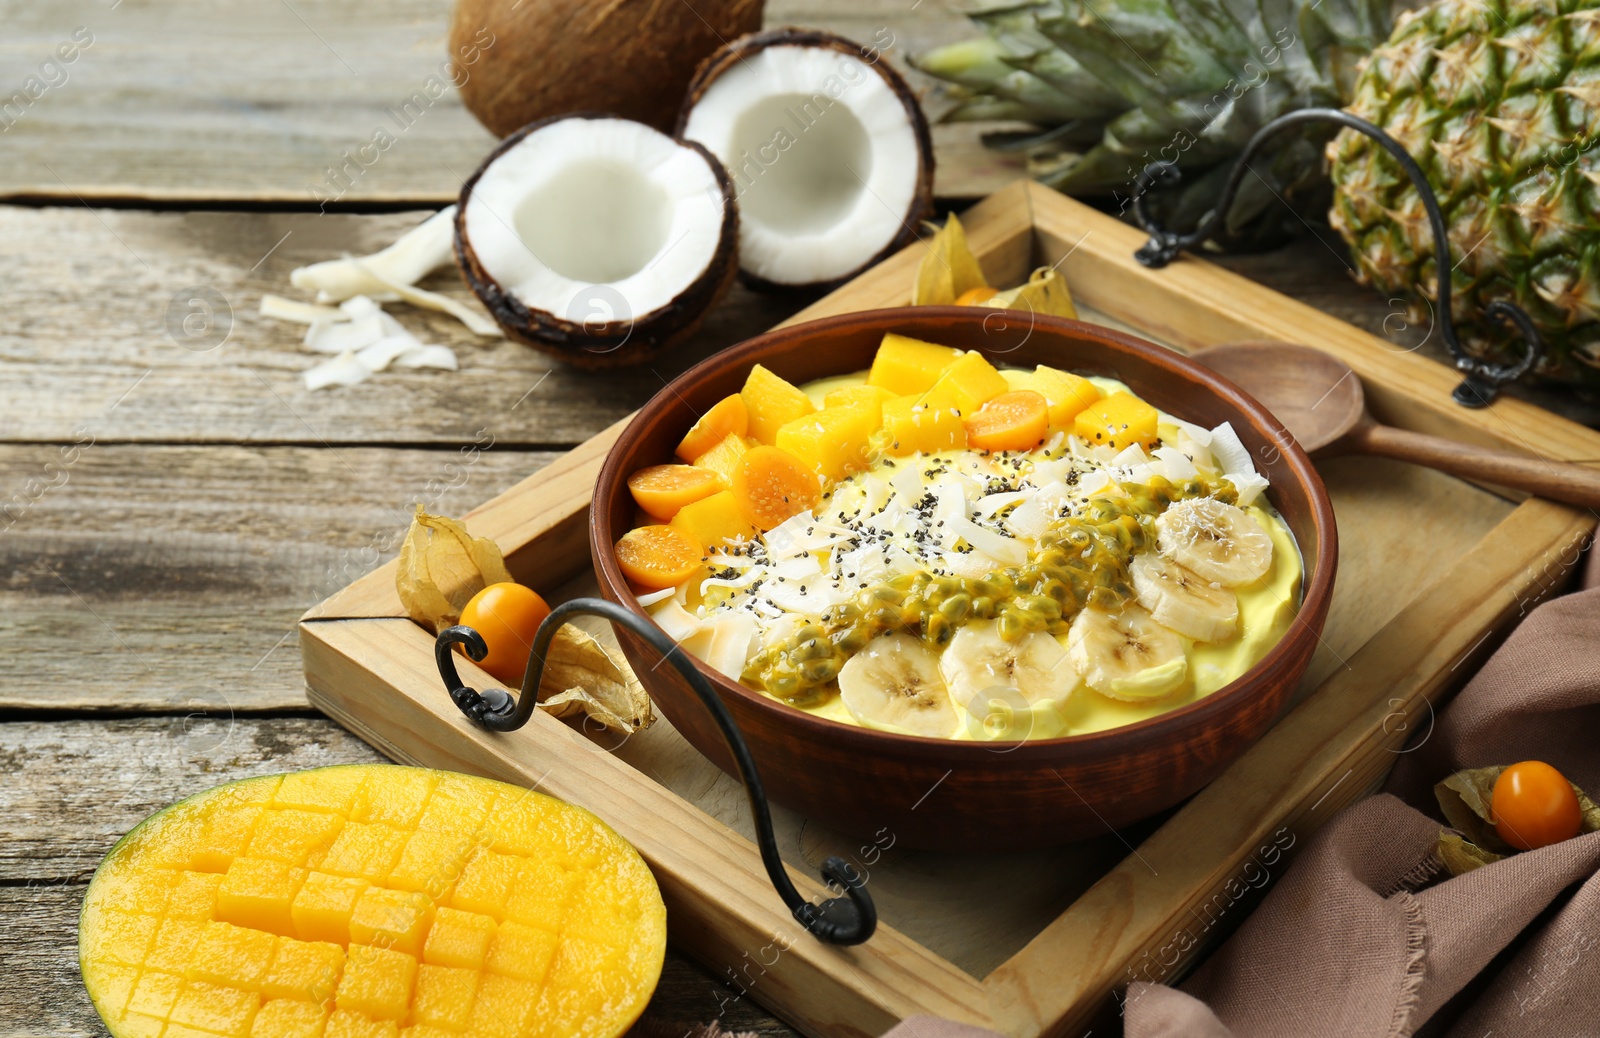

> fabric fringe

[
  {"left": 1384, "top": 852, "right": 1446, "bottom": 897},
  {"left": 1387, "top": 890, "right": 1430, "bottom": 1038}
]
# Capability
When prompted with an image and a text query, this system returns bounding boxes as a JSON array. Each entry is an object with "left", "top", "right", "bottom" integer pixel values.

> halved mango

[{"left": 80, "top": 766, "right": 666, "bottom": 1038}]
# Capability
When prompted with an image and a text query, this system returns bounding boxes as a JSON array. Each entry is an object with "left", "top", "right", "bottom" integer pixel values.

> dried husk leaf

[
  {"left": 1432, "top": 764, "right": 1600, "bottom": 876},
  {"left": 537, "top": 625, "right": 653, "bottom": 733},
  {"left": 1436, "top": 831, "right": 1505, "bottom": 877},
  {"left": 975, "top": 266, "right": 1078, "bottom": 319},
  {"left": 396, "top": 506, "right": 512, "bottom": 633},
  {"left": 912, "top": 212, "right": 988, "bottom": 306}
]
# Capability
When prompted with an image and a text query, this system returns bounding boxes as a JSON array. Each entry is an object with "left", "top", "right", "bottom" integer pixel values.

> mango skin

[{"left": 79, "top": 765, "right": 667, "bottom": 1038}]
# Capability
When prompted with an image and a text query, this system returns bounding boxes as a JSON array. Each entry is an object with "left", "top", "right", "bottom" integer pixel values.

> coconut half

[
  {"left": 455, "top": 114, "right": 738, "bottom": 367},
  {"left": 677, "top": 29, "right": 935, "bottom": 291}
]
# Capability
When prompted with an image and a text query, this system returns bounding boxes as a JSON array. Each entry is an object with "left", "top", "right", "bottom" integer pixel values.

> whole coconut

[{"left": 451, "top": 0, "right": 766, "bottom": 136}]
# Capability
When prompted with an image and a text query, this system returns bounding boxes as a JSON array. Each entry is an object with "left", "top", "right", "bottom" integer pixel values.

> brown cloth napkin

[{"left": 881, "top": 563, "right": 1600, "bottom": 1038}]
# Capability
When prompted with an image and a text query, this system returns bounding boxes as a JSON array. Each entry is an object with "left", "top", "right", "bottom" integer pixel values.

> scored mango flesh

[{"left": 79, "top": 765, "right": 667, "bottom": 1038}]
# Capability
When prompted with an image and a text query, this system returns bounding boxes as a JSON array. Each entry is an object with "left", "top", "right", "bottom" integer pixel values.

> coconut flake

[
  {"left": 291, "top": 205, "right": 458, "bottom": 303},
  {"left": 261, "top": 294, "right": 343, "bottom": 324},
  {"left": 955, "top": 517, "right": 1027, "bottom": 566},
  {"left": 393, "top": 344, "right": 459, "bottom": 371},
  {"left": 305, "top": 315, "right": 385, "bottom": 354},
  {"left": 636, "top": 587, "right": 675, "bottom": 607},
  {"left": 356, "top": 335, "right": 423, "bottom": 373},
  {"left": 351, "top": 258, "right": 503, "bottom": 338},
  {"left": 304, "top": 351, "right": 372, "bottom": 390},
  {"left": 1209, "top": 422, "right": 1256, "bottom": 476}
]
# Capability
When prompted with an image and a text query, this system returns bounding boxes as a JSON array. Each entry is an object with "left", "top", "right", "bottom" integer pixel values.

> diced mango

[
  {"left": 469, "top": 974, "right": 538, "bottom": 1038},
  {"left": 291, "top": 872, "right": 370, "bottom": 946},
  {"left": 502, "top": 860, "right": 580, "bottom": 933},
  {"left": 248, "top": 809, "right": 345, "bottom": 867},
  {"left": 81, "top": 960, "right": 139, "bottom": 1019},
  {"left": 413, "top": 773, "right": 490, "bottom": 834},
  {"left": 127, "top": 969, "right": 185, "bottom": 1019},
  {"left": 422, "top": 907, "right": 497, "bottom": 970},
  {"left": 823, "top": 384, "right": 894, "bottom": 424},
  {"left": 918, "top": 351, "right": 1009, "bottom": 417},
  {"left": 775, "top": 406, "right": 879, "bottom": 482},
  {"left": 866, "top": 334, "right": 963, "bottom": 395},
  {"left": 881, "top": 395, "right": 967, "bottom": 455},
  {"left": 146, "top": 918, "right": 206, "bottom": 974},
  {"left": 484, "top": 920, "right": 559, "bottom": 983},
  {"left": 263, "top": 937, "right": 345, "bottom": 1003},
  {"left": 689, "top": 432, "right": 748, "bottom": 486},
  {"left": 448, "top": 848, "right": 522, "bottom": 921},
  {"left": 325, "top": 1009, "right": 399, "bottom": 1038},
  {"left": 387, "top": 830, "right": 474, "bottom": 899},
  {"left": 740, "top": 364, "right": 815, "bottom": 444},
  {"left": 189, "top": 920, "right": 278, "bottom": 988},
  {"left": 218, "top": 858, "right": 307, "bottom": 935},
  {"left": 674, "top": 393, "right": 748, "bottom": 462},
  {"left": 91, "top": 909, "right": 160, "bottom": 967},
  {"left": 668, "top": 489, "right": 758, "bottom": 549},
  {"left": 349, "top": 770, "right": 437, "bottom": 829},
  {"left": 1073, "top": 391, "right": 1160, "bottom": 450},
  {"left": 192, "top": 805, "right": 264, "bottom": 873},
  {"left": 411, "top": 964, "right": 479, "bottom": 1030},
  {"left": 251, "top": 999, "right": 329, "bottom": 1038},
  {"left": 316, "top": 823, "right": 408, "bottom": 884},
  {"left": 1022, "top": 365, "right": 1102, "bottom": 428},
  {"left": 335, "top": 944, "right": 416, "bottom": 1021},
  {"left": 119, "top": 1013, "right": 169, "bottom": 1038},
  {"left": 275, "top": 770, "right": 367, "bottom": 816},
  {"left": 348, "top": 887, "right": 434, "bottom": 957},
  {"left": 168, "top": 980, "right": 260, "bottom": 1036},
  {"left": 167, "top": 871, "right": 223, "bottom": 920}
]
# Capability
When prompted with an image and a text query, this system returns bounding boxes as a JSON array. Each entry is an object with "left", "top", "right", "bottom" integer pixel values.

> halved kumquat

[
  {"left": 732, "top": 445, "right": 821, "bottom": 530},
  {"left": 675, "top": 394, "right": 748, "bottom": 462},
  {"left": 627, "top": 464, "right": 724, "bottom": 520},
  {"left": 615, "top": 525, "right": 704, "bottom": 589},
  {"left": 964, "top": 390, "right": 1050, "bottom": 452}
]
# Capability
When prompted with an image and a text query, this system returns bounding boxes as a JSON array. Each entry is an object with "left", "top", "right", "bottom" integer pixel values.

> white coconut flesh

[
  {"left": 462, "top": 117, "right": 726, "bottom": 322},
  {"left": 681, "top": 45, "right": 921, "bottom": 285}
]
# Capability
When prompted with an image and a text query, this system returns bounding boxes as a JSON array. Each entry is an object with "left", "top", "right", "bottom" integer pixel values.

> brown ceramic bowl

[{"left": 592, "top": 308, "right": 1337, "bottom": 851}]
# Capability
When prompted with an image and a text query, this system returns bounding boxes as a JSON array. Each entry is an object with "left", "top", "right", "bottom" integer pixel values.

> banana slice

[
  {"left": 939, "top": 620, "right": 1078, "bottom": 740},
  {"left": 1154, "top": 497, "right": 1273, "bottom": 588},
  {"left": 1067, "top": 605, "right": 1188, "bottom": 702},
  {"left": 1129, "top": 553, "right": 1239, "bottom": 642},
  {"left": 838, "top": 632, "right": 959, "bottom": 738}
]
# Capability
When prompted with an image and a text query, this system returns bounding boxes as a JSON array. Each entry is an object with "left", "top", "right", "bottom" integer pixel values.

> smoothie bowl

[{"left": 592, "top": 308, "right": 1336, "bottom": 850}]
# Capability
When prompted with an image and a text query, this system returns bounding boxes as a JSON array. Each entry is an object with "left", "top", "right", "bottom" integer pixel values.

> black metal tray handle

[
  {"left": 1129, "top": 107, "right": 1544, "bottom": 407},
  {"left": 435, "top": 596, "right": 877, "bottom": 946}
]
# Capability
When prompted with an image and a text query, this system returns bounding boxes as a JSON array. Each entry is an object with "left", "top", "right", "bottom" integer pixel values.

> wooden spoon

[{"left": 1190, "top": 341, "right": 1600, "bottom": 509}]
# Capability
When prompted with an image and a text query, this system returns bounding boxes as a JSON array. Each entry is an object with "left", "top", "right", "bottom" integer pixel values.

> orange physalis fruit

[
  {"left": 614, "top": 524, "right": 703, "bottom": 589},
  {"left": 731, "top": 445, "right": 821, "bottom": 531},
  {"left": 1493, "top": 760, "right": 1583, "bottom": 851},
  {"left": 675, "top": 394, "right": 748, "bottom": 462},
  {"left": 953, "top": 286, "right": 995, "bottom": 307},
  {"left": 627, "top": 464, "right": 724, "bottom": 520},
  {"left": 964, "top": 390, "right": 1050, "bottom": 452}
]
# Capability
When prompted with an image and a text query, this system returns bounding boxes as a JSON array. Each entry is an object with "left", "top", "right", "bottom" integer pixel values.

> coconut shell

[
  {"left": 454, "top": 114, "right": 740, "bottom": 369},
  {"left": 450, "top": 0, "right": 765, "bottom": 136},
  {"left": 675, "top": 28, "right": 937, "bottom": 293}
]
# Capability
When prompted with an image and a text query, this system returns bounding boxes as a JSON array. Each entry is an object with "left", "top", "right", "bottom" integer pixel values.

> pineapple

[{"left": 914, "top": 0, "right": 1600, "bottom": 387}]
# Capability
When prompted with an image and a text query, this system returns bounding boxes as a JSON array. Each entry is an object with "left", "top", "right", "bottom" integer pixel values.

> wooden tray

[{"left": 299, "top": 180, "right": 1599, "bottom": 1037}]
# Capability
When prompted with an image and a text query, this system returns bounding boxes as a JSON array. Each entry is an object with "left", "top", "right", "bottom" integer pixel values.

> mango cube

[
  {"left": 387, "top": 830, "right": 474, "bottom": 899},
  {"left": 193, "top": 805, "right": 264, "bottom": 873},
  {"left": 422, "top": 907, "right": 497, "bottom": 970},
  {"left": 1022, "top": 365, "right": 1102, "bottom": 428},
  {"left": 218, "top": 858, "right": 307, "bottom": 935},
  {"left": 167, "top": 871, "right": 223, "bottom": 920},
  {"left": 411, "top": 964, "right": 479, "bottom": 1030},
  {"left": 882, "top": 395, "right": 967, "bottom": 455},
  {"left": 168, "top": 980, "right": 260, "bottom": 1036},
  {"left": 668, "top": 490, "right": 757, "bottom": 549},
  {"left": 349, "top": 770, "right": 437, "bottom": 829},
  {"left": 336, "top": 945, "right": 416, "bottom": 1021},
  {"left": 91, "top": 909, "right": 160, "bottom": 967},
  {"left": 740, "top": 364, "right": 815, "bottom": 444},
  {"left": 118, "top": 1013, "right": 169, "bottom": 1038},
  {"left": 348, "top": 887, "right": 434, "bottom": 956},
  {"left": 263, "top": 937, "right": 345, "bottom": 1002},
  {"left": 775, "top": 405, "right": 878, "bottom": 481},
  {"left": 822, "top": 384, "right": 893, "bottom": 423},
  {"left": 291, "top": 872, "right": 370, "bottom": 945},
  {"left": 127, "top": 969, "right": 185, "bottom": 1018},
  {"left": 146, "top": 918, "right": 206, "bottom": 974},
  {"left": 317, "top": 823, "right": 408, "bottom": 884},
  {"left": 866, "top": 334, "right": 963, "bottom": 396},
  {"left": 275, "top": 770, "right": 367, "bottom": 816},
  {"left": 469, "top": 974, "right": 538, "bottom": 1038},
  {"left": 689, "top": 432, "right": 748, "bottom": 486},
  {"left": 484, "top": 920, "right": 559, "bottom": 983},
  {"left": 449, "top": 849, "right": 522, "bottom": 920},
  {"left": 918, "top": 351, "right": 1009, "bottom": 417},
  {"left": 413, "top": 774, "right": 490, "bottom": 834},
  {"left": 250, "top": 999, "right": 329, "bottom": 1038},
  {"left": 325, "top": 1009, "right": 399, "bottom": 1038},
  {"left": 189, "top": 920, "right": 278, "bottom": 987},
  {"left": 80, "top": 960, "right": 139, "bottom": 1019},
  {"left": 1074, "top": 391, "right": 1160, "bottom": 450},
  {"left": 248, "top": 809, "right": 345, "bottom": 867}
]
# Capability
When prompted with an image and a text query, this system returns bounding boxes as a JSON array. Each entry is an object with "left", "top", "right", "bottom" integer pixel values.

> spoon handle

[{"left": 1353, "top": 423, "right": 1600, "bottom": 510}]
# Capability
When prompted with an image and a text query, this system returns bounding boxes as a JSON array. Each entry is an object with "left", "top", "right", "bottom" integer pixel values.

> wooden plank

[
  {"left": 0, "top": 206, "right": 801, "bottom": 446},
  {"left": 0, "top": 717, "right": 797, "bottom": 1038},
  {"left": 0, "top": 443, "right": 557, "bottom": 712},
  {"left": 300, "top": 618, "right": 996, "bottom": 1038},
  {"left": 0, "top": 0, "right": 1016, "bottom": 205},
  {"left": 983, "top": 498, "right": 1595, "bottom": 1036}
]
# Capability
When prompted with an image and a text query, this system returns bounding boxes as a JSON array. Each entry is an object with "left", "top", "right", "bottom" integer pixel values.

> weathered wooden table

[{"left": 5, "top": 2, "right": 1587, "bottom": 1035}]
